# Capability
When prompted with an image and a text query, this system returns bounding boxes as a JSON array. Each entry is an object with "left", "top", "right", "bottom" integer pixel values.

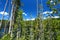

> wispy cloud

[
  {"left": 44, "top": 16, "right": 59, "bottom": 19},
  {"left": 22, "top": 12, "right": 27, "bottom": 16},
  {"left": 31, "top": 18, "right": 35, "bottom": 20},
  {"left": 24, "top": 18, "right": 35, "bottom": 21},
  {"left": 50, "top": 0, "right": 53, "bottom": 3},
  {"left": 43, "top": 11, "right": 60, "bottom": 19},
  {"left": 43, "top": 11, "right": 53, "bottom": 14},
  {"left": 51, "top": 16, "right": 59, "bottom": 18},
  {"left": 0, "top": 11, "right": 8, "bottom": 15}
]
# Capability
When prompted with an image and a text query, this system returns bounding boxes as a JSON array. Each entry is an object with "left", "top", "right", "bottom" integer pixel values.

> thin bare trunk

[
  {"left": 0, "top": 0, "right": 8, "bottom": 28},
  {"left": 4, "top": 21, "right": 7, "bottom": 34},
  {"left": 9, "top": 4, "right": 14, "bottom": 33},
  {"left": 4, "top": 0, "right": 11, "bottom": 34},
  {"left": 17, "top": 29, "right": 20, "bottom": 40},
  {"left": 9, "top": 1, "right": 14, "bottom": 38},
  {"left": 38, "top": 0, "right": 44, "bottom": 40}
]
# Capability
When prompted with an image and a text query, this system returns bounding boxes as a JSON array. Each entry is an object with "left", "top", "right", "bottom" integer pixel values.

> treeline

[{"left": 0, "top": 17, "right": 60, "bottom": 40}]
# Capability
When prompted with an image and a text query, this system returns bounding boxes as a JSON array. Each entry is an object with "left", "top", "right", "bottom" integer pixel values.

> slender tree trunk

[
  {"left": 17, "top": 29, "right": 20, "bottom": 40},
  {"left": 9, "top": 4, "right": 14, "bottom": 33},
  {"left": 48, "top": 17, "right": 53, "bottom": 40},
  {"left": 38, "top": 0, "right": 44, "bottom": 40},
  {"left": 4, "top": 21, "right": 7, "bottom": 34},
  {"left": 53, "top": 29, "right": 57, "bottom": 40},
  {"left": 0, "top": 0, "right": 8, "bottom": 28},
  {"left": 30, "top": 23, "right": 33, "bottom": 40},
  {"left": 4, "top": 2, "right": 11, "bottom": 34},
  {"left": 30, "top": 14, "right": 33, "bottom": 40},
  {"left": 9, "top": 1, "right": 14, "bottom": 38}
]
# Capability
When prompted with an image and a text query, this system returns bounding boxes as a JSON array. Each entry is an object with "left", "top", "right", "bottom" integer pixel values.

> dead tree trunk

[{"left": 9, "top": 0, "right": 14, "bottom": 38}]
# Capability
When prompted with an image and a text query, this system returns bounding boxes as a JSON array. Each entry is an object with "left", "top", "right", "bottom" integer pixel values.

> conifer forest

[{"left": 0, "top": 0, "right": 60, "bottom": 40}]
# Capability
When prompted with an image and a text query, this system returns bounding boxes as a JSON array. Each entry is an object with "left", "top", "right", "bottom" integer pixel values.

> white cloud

[
  {"left": 53, "top": 3, "right": 56, "bottom": 5},
  {"left": 51, "top": 16, "right": 59, "bottom": 18},
  {"left": 23, "top": 12, "right": 27, "bottom": 16},
  {"left": 24, "top": 18, "right": 35, "bottom": 21},
  {"left": 43, "top": 17, "right": 47, "bottom": 19},
  {"left": 26, "top": 19, "right": 30, "bottom": 21},
  {"left": 0, "top": 11, "right": 8, "bottom": 15},
  {"left": 43, "top": 16, "right": 59, "bottom": 19},
  {"left": 31, "top": 18, "right": 35, "bottom": 20},
  {"left": 50, "top": 0, "right": 53, "bottom": 3},
  {"left": 43, "top": 11, "right": 53, "bottom": 14}
]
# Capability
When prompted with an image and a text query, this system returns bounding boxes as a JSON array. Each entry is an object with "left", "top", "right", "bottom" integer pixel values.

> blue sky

[
  {"left": 21, "top": 0, "right": 37, "bottom": 19},
  {"left": 0, "top": 0, "right": 59, "bottom": 20},
  {"left": 0, "top": 0, "right": 11, "bottom": 20},
  {"left": 21, "top": 0, "right": 50, "bottom": 20}
]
